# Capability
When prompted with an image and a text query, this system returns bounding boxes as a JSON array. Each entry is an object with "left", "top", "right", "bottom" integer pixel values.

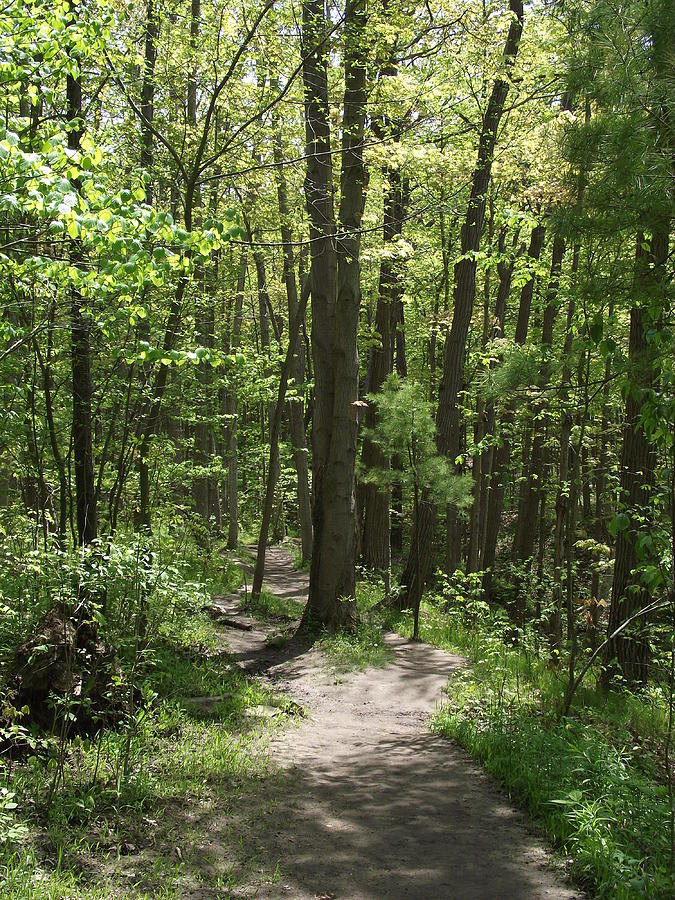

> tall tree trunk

[
  {"left": 273, "top": 124, "right": 313, "bottom": 562},
  {"left": 398, "top": 0, "right": 525, "bottom": 609},
  {"left": 589, "top": 332, "right": 613, "bottom": 641},
  {"left": 481, "top": 223, "right": 544, "bottom": 593},
  {"left": 136, "top": 9, "right": 198, "bottom": 532},
  {"left": 193, "top": 303, "right": 214, "bottom": 526},
  {"left": 188, "top": 0, "right": 214, "bottom": 529},
  {"left": 550, "top": 246, "right": 579, "bottom": 645},
  {"left": 187, "top": 0, "right": 199, "bottom": 127},
  {"left": 389, "top": 198, "right": 409, "bottom": 557},
  {"left": 136, "top": 0, "right": 158, "bottom": 533},
  {"left": 512, "top": 235, "right": 565, "bottom": 568},
  {"left": 252, "top": 277, "right": 312, "bottom": 599},
  {"left": 226, "top": 253, "right": 246, "bottom": 549},
  {"left": 604, "top": 223, "right": 669, "bottom": 686},
  {"left": 33, "top": 302, "right": 69, "bottom": 547},
  {"left": 68, "top": 26, "right": 97, "bottom": 547},
  {"left": 301, "top": 0, "right": 367, "bottom": 629},
  {"left": 361, "top": 152, "right": 407, "bottom": 579},
  {"left": 140, "top": 0, "right": 157, "bottom": 199},
  {"left": 467, "top": 201, "right": 494, "bottom": 573},
  {"left": 479, "top": 223, "right": 525, "bottom": 571}
]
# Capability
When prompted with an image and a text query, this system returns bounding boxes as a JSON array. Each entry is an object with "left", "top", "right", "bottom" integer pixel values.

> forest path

[{"left": 216, "top": 546, "right": 581, "bottom": 899}]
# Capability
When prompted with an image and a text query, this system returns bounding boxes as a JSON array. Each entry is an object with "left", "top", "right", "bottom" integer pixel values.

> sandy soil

[{"left": 215, "top": 547, "right": 582, "bottom": 900}]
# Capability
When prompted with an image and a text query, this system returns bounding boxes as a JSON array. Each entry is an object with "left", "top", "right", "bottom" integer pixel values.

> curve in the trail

[{"left": 226, "top": 547, "right": 582, "bottom": 900}]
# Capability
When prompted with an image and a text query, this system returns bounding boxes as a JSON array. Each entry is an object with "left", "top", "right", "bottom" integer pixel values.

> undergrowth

[
  {"left": 313, "top": 577, "right": 393, "bottom": 673},
  {"left": 0, "top": 527, "right": 294, "bottom": 898},
  {"left": 317, "top": 622, "right": 391, "bottom": 673}
]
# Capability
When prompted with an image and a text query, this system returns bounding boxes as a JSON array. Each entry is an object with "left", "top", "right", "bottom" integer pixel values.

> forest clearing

[{"left": 0, "top": 0, "right": 674, "bottom": 896}]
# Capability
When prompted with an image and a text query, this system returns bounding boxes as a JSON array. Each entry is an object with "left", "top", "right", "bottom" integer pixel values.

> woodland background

[{"left": 0, "top": 0, "right": 674, "bottom": 896}]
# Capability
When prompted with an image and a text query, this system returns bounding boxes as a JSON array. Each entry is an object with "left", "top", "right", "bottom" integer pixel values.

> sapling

[{"left": 360, "top": 374, "right": 471, "bottom": 638}]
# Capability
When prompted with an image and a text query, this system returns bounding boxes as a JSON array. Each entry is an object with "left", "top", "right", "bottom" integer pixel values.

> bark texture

[
  {"left": 361, "top": 157, "right": 407, "bottom": 575},
  {"left": 68, "top": 33, "right": 97, "bottom": 547},
  {"left": 226, "top": 254, "right": 246, "bottom": 549},
  {"left": 273, "top": 125, "right": 313, "bottom": 561},
  {"left": 301, "top": 0, "right": 368, "bottom": 629}
]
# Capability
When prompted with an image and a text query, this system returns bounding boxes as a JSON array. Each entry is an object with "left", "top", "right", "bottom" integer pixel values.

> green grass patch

[
  {"left": 433, "top": 685, "right": 673, "bottom": 898},
  {"left": 1, "top": 692, "right": 283, "bottom": 897},
  {"left": 0, "top": 573, "right": 295, "bottom": 899},
  {"left": 318, "top": 622, "right": 392, "bottom": 672},
  {"left": 239, "top": 587, "right": 303, "bottom": 622},
  {"left": 304, "top": 575, "right": 393, "bottom": 672}
]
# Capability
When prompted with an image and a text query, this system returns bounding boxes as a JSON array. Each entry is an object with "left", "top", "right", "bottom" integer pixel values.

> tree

[
  {"left": 362, "top": 374, "right": 471, "bottom": 635},
  {"left": 300, "top": 0, "right": 369, "bottom": 629},
  {"left": 67, "top": 0, "right": 97, "bottom": 547},
  {"left": 398, "top": 0, "right": 525, "bottom": 611}
]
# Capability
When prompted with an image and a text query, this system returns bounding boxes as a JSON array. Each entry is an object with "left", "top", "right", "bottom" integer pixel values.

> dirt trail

[{"left": 218, "top": 547, "right": 581, "bottom": 900}]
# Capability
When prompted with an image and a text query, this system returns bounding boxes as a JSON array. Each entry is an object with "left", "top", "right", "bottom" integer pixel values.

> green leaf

[
  {"left": 589, "top": 313, "right": 603, "bottom": 344},
  {"left": 608, "top": 512, "right": 629, "bottom": 538}
]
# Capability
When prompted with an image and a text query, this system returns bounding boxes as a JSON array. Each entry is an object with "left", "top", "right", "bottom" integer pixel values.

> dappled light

[{"left": 1, "top": 0, "right": 674, "bottom": 895}]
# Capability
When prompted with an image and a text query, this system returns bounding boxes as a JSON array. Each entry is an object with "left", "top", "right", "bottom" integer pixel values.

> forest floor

[{"left": 209, "top": 546, "right": 582, "bottom": 900}]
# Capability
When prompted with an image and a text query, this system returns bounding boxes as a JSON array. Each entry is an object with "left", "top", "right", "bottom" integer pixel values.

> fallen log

[{"left": 202, "top": 604, "right": 253, "bottom": 631}]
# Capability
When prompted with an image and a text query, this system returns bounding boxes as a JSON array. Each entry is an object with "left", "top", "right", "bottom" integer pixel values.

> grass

[
  {"left": 1, "top": 684, "right": 287, "bottom": 897},
  {"left": 434, "top": 699, "right": 672, "bottom": 898},
  {"left": 7, "top": 529, "right": 670, "bottom": 898},
  {"left": 317, "top": 622, "right": 392, "bottom": 673},
  {"left": 314, "top": 577, "right": 394, "bottom": 673},
  {"left": 235, "top": 566, "right": 392, "bottom": 674},
  {"left": 391, "top": 593, "right": 675, "bottom": 899},
  {"left": 239, "top": 587, "right": 304, "bottom": 622}
]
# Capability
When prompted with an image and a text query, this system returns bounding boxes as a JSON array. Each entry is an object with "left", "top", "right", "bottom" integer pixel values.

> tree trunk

[
  {"left": 193, "top": 301, "right": 214, "bottom": 526},
  {"left": 33, "top": 304, "right": 69, "bottom": 546},
  {"left": 604, "top": 224, "right": 668, "bottom": 686},
  {"left": 68, "top": 37, "right": 97, "bottom": 547},
  {"left": 512, "top": 234, "right": 565, "bottom": 567},
  {"left": 467, "top": 202, "right": 494, "bottom": 573},
  {"left": 481, "top": 223, "right": 544, "bottom": 595},
  {"left": 252, "top": 277, "right": 312, "bottom": 599},
  {"left": 300, "top": 0, "right": 367, "bottom": 629},
  {"left": 590, "top": 338, "right": 613, "bottom": 627},
  {"left": 273, "top": 125, "right": 313, "bottom": 562},
  {"left": 226, "top": 253, "right": 246, "bottom": 549},
  {"left": 399, "top": 0, "right": 525, "bottom": 609},
  {"left": 550, "top": 267, "right": 577, "bottom": 645},
  {"left": 187, "top": 0, "right": 199, "bottom": 127},
  {"left": 135, "top": 0, "right": 158, "bottom": 535},
  {"left": 479, "top": 224, "right": 525, "bottom": 571},
  {"left": 361, "top": 155, "right": 407, "bottom": 577}
]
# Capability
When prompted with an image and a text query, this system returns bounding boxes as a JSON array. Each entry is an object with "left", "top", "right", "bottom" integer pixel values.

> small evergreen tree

[{"left": 361, "top": 374, "right": 472, "bottom": 637}]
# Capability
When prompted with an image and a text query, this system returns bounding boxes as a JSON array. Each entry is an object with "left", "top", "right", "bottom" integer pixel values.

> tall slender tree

[
  {"left": 398, "top": 0, "right": 525, "bottom": 610},
  {"left": 68, "top": 1, "right": 97, "bottom": 547}
]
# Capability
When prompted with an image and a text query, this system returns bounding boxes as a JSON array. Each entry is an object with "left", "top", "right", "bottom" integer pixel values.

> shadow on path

[
  {"left": 234, "top": 730, "right": 580, "bottom": 899},
  {"left": 216, "top": 548, "right": 581, "bottom": 899}
]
